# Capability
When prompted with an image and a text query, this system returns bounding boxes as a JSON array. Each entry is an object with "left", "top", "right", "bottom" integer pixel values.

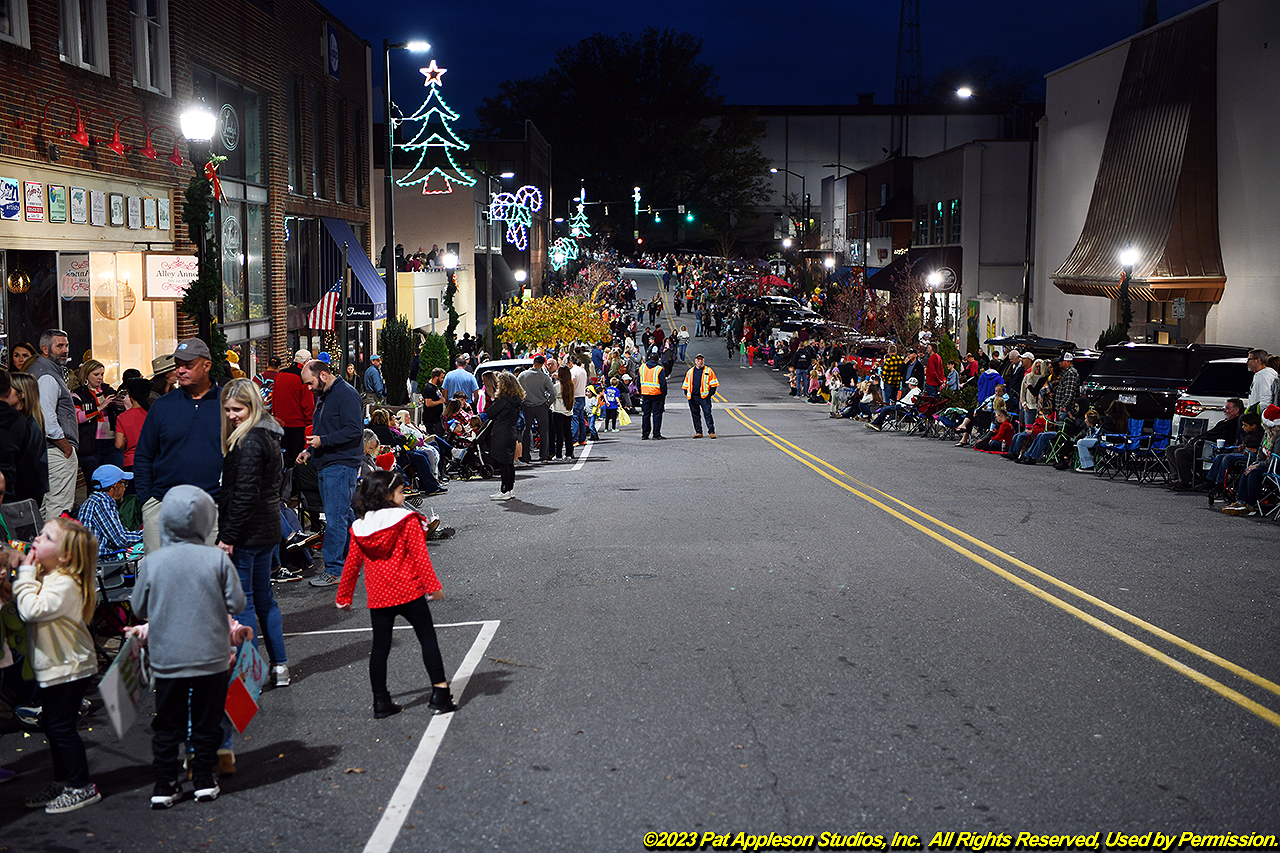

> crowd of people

[{"left": 0, "top": 330, "right": 467, "bottom": 814}]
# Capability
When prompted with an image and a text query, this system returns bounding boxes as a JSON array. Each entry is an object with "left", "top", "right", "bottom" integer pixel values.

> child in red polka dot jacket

[{"left": 335, "top": 468, "right": 457, "bottom": 719}]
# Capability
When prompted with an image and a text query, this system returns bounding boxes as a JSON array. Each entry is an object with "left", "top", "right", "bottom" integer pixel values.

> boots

[
  {"left": 373, "top": 692, "right": 401, "bottom": 719},
  {"left": 428, "top": 686, "right": 458, "bottom": 715}
]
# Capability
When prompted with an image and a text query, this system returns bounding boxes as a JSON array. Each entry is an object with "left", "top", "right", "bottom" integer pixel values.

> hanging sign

[{"left": 144, "top": 252, "right": 199, "bottom": 300}]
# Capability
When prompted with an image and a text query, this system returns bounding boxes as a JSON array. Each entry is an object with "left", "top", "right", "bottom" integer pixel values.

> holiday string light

[
  {"left": 395, "top": 56, "right": 476, "bottom": 195},
  {"left": 548, "top": 237, "right": 579, "bottom": 271},
  {"left": 489, "top": 185, "right": 543, "bottom": 250}
]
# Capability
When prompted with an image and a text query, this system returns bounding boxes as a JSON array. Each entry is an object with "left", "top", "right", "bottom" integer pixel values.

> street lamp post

[
  {"left": 178, "top": 102, "right": 218, "bottom": 347},
  {"left": 770, "top": 167, "right": 808, "bottom": 242},
  {"left": 823, "top": 162, "right": 874, "bottom": 282},
  {"left": 956, "top": 86, "right": 1037, "bottom": 335},
  {"left": 1118, "top": 247, "right": 1138, "bottom": 339},
  {"left": 382, "top": 39, "right": 431, "bottom": 326}
]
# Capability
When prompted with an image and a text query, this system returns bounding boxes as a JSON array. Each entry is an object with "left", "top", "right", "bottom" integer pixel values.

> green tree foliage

[
  {"left": 181, "top": 169, "right": 228, "bottom": 378},
  {"left": 380, "top": 315, "right": 413, "bottom": 405},
  {"left": 476, "top": 28, "right": 772, "bottom": 249},
  {"left": 417, "top": 333, "right": 450, "bottom": 388}
]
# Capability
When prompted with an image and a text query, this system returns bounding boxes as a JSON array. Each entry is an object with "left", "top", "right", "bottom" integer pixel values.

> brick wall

[{"left": 0, "top": 0, "right": 373, "bottom": 360}]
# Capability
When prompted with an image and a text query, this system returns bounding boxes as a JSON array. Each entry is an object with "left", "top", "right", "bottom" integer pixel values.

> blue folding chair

[
  {"left": 1132, "top": 418, "right": 1174, "bottom": 483},
  {"left": 1095, "top": 418, "right": 1145, "bottom": 479}
]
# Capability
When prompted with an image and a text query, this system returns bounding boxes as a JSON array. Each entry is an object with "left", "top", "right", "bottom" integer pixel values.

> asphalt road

[{"left": 4, "top": 340, "right": 1279, "bottom": 852}]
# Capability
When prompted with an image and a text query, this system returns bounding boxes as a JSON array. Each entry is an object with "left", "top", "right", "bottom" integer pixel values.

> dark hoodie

[{"left": 133, "top": 485, "right": 245, "bottom": 678}]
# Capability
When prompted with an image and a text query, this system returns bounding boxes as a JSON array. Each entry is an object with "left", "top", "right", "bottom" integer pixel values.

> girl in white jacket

[{"left": 14, "top": 518, "right": 100, "bottom": 814}]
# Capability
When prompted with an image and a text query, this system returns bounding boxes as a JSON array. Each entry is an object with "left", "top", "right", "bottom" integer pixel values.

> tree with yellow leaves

[{"left": 497, "top": 296, "right": 610, "bottom": 352}]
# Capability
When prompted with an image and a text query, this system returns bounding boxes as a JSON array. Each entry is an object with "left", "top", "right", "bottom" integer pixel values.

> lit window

[
  {"left": 130, "top": 0, "right": 170, "bottom": 95},
  {"left": 915, "top": 205, "right": 927, "bottom": 245},
  {"left": 59, "top": 0, "right": 109, "bottom": 75},
  {"left": 0, "top": 0, "right": 31, "bottom": 49},
  {"left": 949, "top": 199, "right": 962, "bottom": 243}
]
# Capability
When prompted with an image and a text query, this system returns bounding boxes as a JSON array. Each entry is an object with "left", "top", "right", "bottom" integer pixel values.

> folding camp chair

[
  {"left": 1131, "top": 418, "right": 1174, "bottom": 483},
  {"left": 92, "top": 552, "right": 142, "bottom": 669},
  {"left": 1095, "top": 418, "right": 1145, "bottom": 480}
]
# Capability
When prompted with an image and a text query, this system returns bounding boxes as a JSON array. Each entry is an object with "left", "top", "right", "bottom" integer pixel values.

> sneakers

[
  {"left": 150, "top": 780, "right": 183, "bottom": 810},
  {"left": 709, "top": 432, "right": 716, "bottom": 439},
  {"left": 194, "top": 779, "right": 220, "bottom": 802},
  {"left": 285, "top": 531, "right": 322, "bottom": 550},
  {"left": 272, "top": 664, "right": 290, "bottom": 687},
  {"left": 652, "top": 435, "right": 666, "bottom": 441},
  {"left": 866, "top": 423, "right": 881, "bottom": 431},
  {"left": 272, "top": 565, "right": 303, "bottom": 583},
  {"left": 216, "top": 749, "right": 237, "bottom": 776},
  {"left": 693, "top": 433, "right": 703, "bottom": 438},
  {"left": 489, "top": 491, "right": 514, "bottom": 501},
  {"left": 25, "top": 782, "right": 65, "bottom": 808},
  {"left": 1222, "top": 502, "right": 1250, "bottom": 516},
  {"left": 308, "top": 573, "right": 339, "bottom": 588},
  {"left": 44, "top": 783, "right": 100, "bottom": 814},
  {"left": 426, "top": 487, "right": 448, "bottom": 497}
]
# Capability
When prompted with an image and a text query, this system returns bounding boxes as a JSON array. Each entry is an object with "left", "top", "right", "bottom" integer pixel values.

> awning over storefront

[
  {"left": 1052, "top": 6, "right": 1225, "bottom": 303},
  {"left": 321, "top": 217, "right": 387, "bottom": 319}
]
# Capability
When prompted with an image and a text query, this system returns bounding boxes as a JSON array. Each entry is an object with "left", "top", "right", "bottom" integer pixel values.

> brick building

[{"left": 0, "top": 0, "right": 374, "bottom": 381}]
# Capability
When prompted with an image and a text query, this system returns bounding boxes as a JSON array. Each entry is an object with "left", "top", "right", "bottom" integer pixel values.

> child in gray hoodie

[{"left": 132, "top": 485, "right": 245, "bottom": 808}]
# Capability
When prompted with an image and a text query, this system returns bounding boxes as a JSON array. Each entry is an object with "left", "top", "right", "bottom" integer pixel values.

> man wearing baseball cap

[
  {"left": 363, "top": 354, "right": 385, "bottom": 404},
  {"left": 77, "top": 464, "right": 144, "bottom": 556},
  {"left": 1055, "top": 351, "right": 1080, "bottom": 422},
  {"left": 134, "top": 339, "right": 223, "bottom": 552}
]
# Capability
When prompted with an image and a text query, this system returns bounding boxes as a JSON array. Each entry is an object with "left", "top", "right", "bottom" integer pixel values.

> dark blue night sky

[{"left": 323, "top": 0, "right": 1206, "bottom": 127}]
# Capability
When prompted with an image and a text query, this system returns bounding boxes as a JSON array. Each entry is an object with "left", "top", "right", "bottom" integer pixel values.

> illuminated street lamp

[
  {"left": 770, "top": 167, "right": 808, "bottom": 238},
  {"left": 178, "top": 102, "right": 218, "bottom": 347},
  {"left": 824, "top": 256, "right": 836, "bottom": 270}
]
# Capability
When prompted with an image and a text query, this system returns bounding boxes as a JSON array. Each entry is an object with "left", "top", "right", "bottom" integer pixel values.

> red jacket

[
  {"left": 336, "top": 508, "right": 441, "bottom": 609},
  {"left": 990, "top": 420, "right": 1016, "bottom": 448},
  {"left": 271, "top": 366, "right": 314, "bottom": 428},
  {"left": 925, "top": 353, "right": 945, "bottom": 388}
]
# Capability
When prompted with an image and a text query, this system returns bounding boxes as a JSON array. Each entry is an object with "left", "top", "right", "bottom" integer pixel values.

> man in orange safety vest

[
  {"left": 682, "top": 354, "right": 719, "bottom": 438},
  {"left": 639, "top": 348, "right": 667, "bottom": 440}
]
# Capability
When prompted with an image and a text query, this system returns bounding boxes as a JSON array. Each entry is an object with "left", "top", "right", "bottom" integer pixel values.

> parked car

[
  {"left": 1170, "top": 357, "right": 1252, "bottom": 440},
  {"left": 1081, "top": 342, "right": 1250, "bottom": 421},
  {"left": 474, "top": 358, "right": 535, "bottom": 383}
]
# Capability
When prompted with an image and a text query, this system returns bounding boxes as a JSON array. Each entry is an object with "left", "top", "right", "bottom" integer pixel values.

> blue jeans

[
  {"left": 1205, "top": 452, "right": 1247, "bottom": 488},
  {"left": 1027, "top": 431, "right": 1057, "bottom": 461},
  {"left": 679, "top": 341, "right": 687, "bottom": 361},
  {"left": 571, "top": 397, "right": 586, "bottom": 442},
  {"left": 234, "top": 544, "right": 287, "bottom": 666},
  {"left": 318, "top": 464, "right": 358, "bottom": 578}
]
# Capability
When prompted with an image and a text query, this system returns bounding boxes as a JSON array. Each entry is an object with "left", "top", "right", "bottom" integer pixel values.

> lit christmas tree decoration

[{"left": 395, "top": 56, "right": 476, "bottom": 195}]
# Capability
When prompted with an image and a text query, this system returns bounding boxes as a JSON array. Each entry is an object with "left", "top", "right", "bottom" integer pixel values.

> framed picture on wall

[
  {"left": 127, "top": 196, "right": 141, "bottom": 230},
  {"left": 69, "top": 186, "right": 87, "bottom": 224},
  {"left": 157, "top": 198, "right": 170, "bottom": 231},
  {"left": 48, "top": 185, "right": 67, "bottom": 223},
  {"left": 142, "top": 197, "right": 157, "bottom": 229},
  {"left": 90, "top": 190, "right": 106, "bottom": 226},
  {"left": 24, "top": 181, "right": 44, "bottom": 221},
  {"left": 0, "top": 178, "right": 18, "bottom": 220},
  {"left": 109, "top": 193, "right": 125, "bottom": 226}
]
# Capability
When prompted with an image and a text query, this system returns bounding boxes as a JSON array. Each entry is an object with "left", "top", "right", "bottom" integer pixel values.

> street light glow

[
  {"left": 824, "top": 257, "right": 836, "bottom": 269},
  {"left": 769, "top": 168, "right": 780, "bottom": 174},
  {"left": 406, "top": 40, "right": 431, "bottom": 52},
  {"left": 1119, "top": 248, "right": 1140, "bottom": 267},
  {"left": 499, "top": 171, "right": 515, "bottom": 179},
  {"left": 179, "top": 104, "right": 218, "bottom": 142},
  {"left": 956, "top": 86, "right": 974, "bottom": 99},
  {"left": 782, "top": 238, "right": 792, "bottom": 248},
  {"left": 927, "top": 271, "right": 943, "bottom": 287},
  {"left": 514, "top": 270, "right": 528, "bottom": 283},
  {"left": 442, "top": 253, "right": 458, "bottom": 269}
]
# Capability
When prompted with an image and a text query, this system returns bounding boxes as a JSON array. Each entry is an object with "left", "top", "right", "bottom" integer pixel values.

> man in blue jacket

[
  {"left": 134, "top": 338, "right": 223, "bottom": 553},
  {"left": 363, "top": 354, "right": 385, "bottom": 403},
  {"left": 298, "top": 359, "right": 363, "bottom": 588}
]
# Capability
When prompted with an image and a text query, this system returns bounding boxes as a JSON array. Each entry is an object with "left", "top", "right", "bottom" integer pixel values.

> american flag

[{"left": 307, "top": 281, "right": 342, "bottom": 331}]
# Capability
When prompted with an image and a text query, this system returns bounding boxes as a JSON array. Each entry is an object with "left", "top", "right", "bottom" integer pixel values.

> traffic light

[
  {"left": 685, "top": 211, "right": 694, "bottom": 222},
  {"left": 654, "top": 212, "right": 661, "bottom": 223}
]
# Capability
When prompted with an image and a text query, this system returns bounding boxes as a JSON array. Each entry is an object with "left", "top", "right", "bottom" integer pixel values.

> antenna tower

[{"left": 895, "top": 0, "right": 922, "bottom": 105}]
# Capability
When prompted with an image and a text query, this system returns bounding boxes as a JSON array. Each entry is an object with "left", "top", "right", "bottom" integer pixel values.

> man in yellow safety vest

[
  {"left": 682, "top": 354, "right": 719, "bottom": 438},
  {"left": 639, "top": 348, "right": 668, "bottom": 440}
]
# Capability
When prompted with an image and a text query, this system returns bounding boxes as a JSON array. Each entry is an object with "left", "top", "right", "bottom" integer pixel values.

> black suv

[{"left": 1081, "top": 343, "right": 1250, "bottom": 421}]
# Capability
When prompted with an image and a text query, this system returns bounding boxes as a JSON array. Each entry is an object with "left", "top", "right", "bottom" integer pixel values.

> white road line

[
  {"left": 283, "top": 620, "right": 490, "bottom": 638},
  {"left": 572, "top": 437, "right": 594, "bottom": 471},
  {"left": 362, "top": 619, "right": 500, "bottom": 853}
]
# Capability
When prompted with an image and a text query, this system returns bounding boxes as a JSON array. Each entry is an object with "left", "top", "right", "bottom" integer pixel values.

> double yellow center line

[{"left": 722, "top": 402, "right": 1280, "bottom": 730}]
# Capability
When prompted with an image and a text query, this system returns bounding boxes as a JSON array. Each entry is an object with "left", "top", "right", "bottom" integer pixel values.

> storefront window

[
  {"left": 247, "top": 202, "right": 265, "bottom": 319},
  {"left": 244, "top": 90, "right": 263, "bottom": 185},
  {"left": 221, "top": 202, "right": 245, "bottom": 323}
]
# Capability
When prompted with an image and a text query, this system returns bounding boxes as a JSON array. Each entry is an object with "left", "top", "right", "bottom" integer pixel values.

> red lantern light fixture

[
  {"left": 120, "top": 116, "right": 158, "bottom": 160},
  {"left": 150, "top": 124, "right": 182, "bottom": 167},
  {"left": 41, "top": 95, "right": 89, "bottom": 146},
  {"left": 86, "top": 108, "right": 125, "bottom": 155}
]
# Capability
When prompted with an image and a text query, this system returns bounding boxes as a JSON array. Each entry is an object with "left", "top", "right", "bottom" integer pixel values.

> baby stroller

[{"left": 454, "top": 419, "right": 496, "bottom": 479}]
